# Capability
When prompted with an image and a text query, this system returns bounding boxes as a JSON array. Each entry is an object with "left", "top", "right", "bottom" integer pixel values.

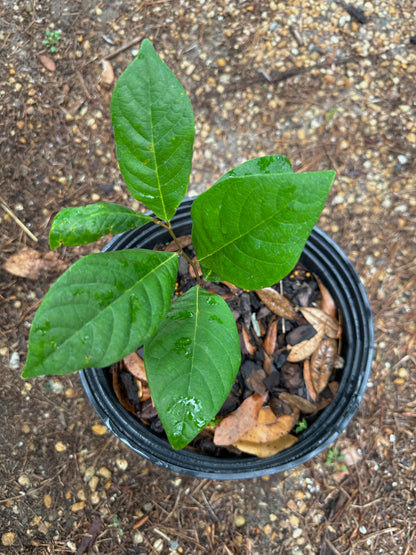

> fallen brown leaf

[
  {"left": 264, "top": 318, "right": 277, "bottom": 356},
  {"left": 300, "top": 307, "right": 340, "bottom": 339},
  {"left": 234, "top": 433, "right": 298, "bottom": 458},
  {"left": 39, "top": 54, "right": 56, "bottom": 72},
  {"left": 256, "top": 287, "right": 298, "bottom": 320},
  {"left": 3, "top": 248, "right": 68, "bottom": 279},
  {"left": 286, "top": 324, "right": 325, "bottom": 362},
  {"left": 279, "top": 391, "right": 319, "bottom": 414},
  {"left": 316, "top": 276, "right": 337, "bottom": 318},
  {"left": 123, "top": 352, "right": 147, "bottom": 382},
  {"left": 303, "top": 358, "right": 318, "bottom": 402},
  {"left": 213, "top": 393, "right": 267, "bottom": 446},
  {"left": 310, "top": 338, "right": 337, "bottom": 394},
  {"left": 241, "top": 327, "right": 257, "bottom": 355},
  {"left": 237, "top": 406, "right": 297, "bottom": 444}
]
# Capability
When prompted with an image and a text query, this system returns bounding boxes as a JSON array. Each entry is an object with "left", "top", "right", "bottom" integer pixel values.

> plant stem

[{"left": 152, "top": 217, "right": 204, "bottom": 287}]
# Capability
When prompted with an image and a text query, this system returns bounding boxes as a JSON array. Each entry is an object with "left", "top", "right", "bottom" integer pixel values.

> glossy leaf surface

[
  {"left": 192, "top": 171, "right": 335, "bottom": 289},
  {"left": 49, "top": 202, "right": 153, "bottom": 249},
  {"left": 144, "top": 286, "right": 241, "bottom": 449},
  {"left": 111, "top": 39, "right": 195, "bottom": 221},
  {"left": 217, "top": 154, "right": 292, "bottom": 182},
  {"left": 22, "top": 249, "right": 178, "bottom": 377}
]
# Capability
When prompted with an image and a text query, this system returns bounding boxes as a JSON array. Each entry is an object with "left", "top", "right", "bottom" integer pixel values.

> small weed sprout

[
  {"left": 325, "top": 447, "right": 347, "bottom": 472},
  {"left": 295, "top": 418, "right": 308, "bottom": 433},
  {"left": 43, "top": 29, "right": 61, "bottom": 52}
]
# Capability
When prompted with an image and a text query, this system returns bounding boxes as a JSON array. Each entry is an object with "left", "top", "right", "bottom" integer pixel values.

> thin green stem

[{"left": 151, "top": 217, "right": 204, "bottom": 287}]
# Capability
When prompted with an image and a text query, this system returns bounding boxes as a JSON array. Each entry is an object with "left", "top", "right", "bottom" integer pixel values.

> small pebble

[
  {"left": 90, "top": 491, "right": 100, "bottom": 505},
  {"left": 18, "top": 474, "right": 30, "bottom": 487},
  {"left": 97, "top": 466, "right": 112, "bottom": 479},
  {"left": 9, "top": 352, "right": 20, "bottom": 370},
  {"left": 292, "top": 528, "right": 303, "bottom": 539},
  {"left": 71, "top": 501, "right": 85, "bottom": 512},
  {"left": 116, "top": 458, "right": 128, "bottom": 471},
  {"left": 133, "top": 532, "right": 144, "bottom": 545},
  {"left": 88, "top": 476, "right": 99, "bottom": 492},
  {"left": 54, "top": 441, "right": 67, "bottom": 452},
  {"left": 91, "top": 424, "right": 108, "bottom": 435},
  {"left": 2, "top": 532, "right": 16, "bottom": 546}
]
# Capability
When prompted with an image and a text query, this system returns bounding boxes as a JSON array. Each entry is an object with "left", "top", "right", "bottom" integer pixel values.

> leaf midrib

[
  {"left": 146, "top": 69, "right": 168, "bottom": 221},
  {"left": 197, "top": 198, "right": 293, "bottom": 263},
  {"left": 38, "top": 253, "right": 176, "bottom": 368}
]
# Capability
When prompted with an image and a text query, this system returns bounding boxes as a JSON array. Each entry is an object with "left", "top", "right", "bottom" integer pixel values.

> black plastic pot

[{"left": 80, "top": 198, "right": 374, "bottom": 479}]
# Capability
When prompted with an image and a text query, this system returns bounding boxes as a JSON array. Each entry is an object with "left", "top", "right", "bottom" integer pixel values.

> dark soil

[{"left": 1, "top": 1, "right": 415, "bottom": 554}]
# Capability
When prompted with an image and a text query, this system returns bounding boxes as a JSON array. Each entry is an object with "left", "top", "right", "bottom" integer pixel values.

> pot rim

[{"left": 80, "top": 197, "right": 374, "bottom": 479}]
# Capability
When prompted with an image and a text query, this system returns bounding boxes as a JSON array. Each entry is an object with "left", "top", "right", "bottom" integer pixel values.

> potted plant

[{"left": 22, "top": 40, "right": 373, "bottom": 479}]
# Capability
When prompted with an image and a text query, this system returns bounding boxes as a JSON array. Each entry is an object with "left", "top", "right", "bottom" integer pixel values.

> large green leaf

[
  {"left": 216, "top": 154, "right": 293, "bottom": 182},
  {"left": 111, "top": 39, "right": 195, "bottom": 221},
  {"left": 49, "top": 202, "right": 153, "bottom": 249},
  {"left": 22, "top": 249, "right": 178, "bottom": 378},
  {"left": 191, "top": 171, "right": 336, "bottom": 289},
  {"left": 144, "top": 286, "right": 241, "bottom": 449}
]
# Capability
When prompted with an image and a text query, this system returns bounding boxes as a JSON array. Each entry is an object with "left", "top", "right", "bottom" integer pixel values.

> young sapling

[{"left": 23, "top": 39, "right": 336, "bottom": 450}]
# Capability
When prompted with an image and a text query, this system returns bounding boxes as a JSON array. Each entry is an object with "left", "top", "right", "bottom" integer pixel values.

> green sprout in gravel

[
  {"left": 325, "top": 447, "right": 347, "bottom": 473},
  {"left": 43, "top": 29, "right": 61, "bottom": 52}
]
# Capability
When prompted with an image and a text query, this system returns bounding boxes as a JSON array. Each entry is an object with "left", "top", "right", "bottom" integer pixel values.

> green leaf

[
  {"left": 49, "top": 202, "right": 153, "bottom": 249},
  {"left": 217, "top": 154, "right": 293, "bottom": 182},
  {"left": 22, "top": 249, "right": 178, "bottom": 378},
  {"left": 111, "top": 39, "right": 195, "bottom": 221},
  {"left": 144, "top": 286, "right": 241, "bottom": 449},
  {"left": 191, "top": 170, "right": 335, "bottom": 289}
]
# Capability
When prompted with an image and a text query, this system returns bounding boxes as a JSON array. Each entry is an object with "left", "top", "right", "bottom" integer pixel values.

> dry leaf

[
  {"left": 123, "top": 352, "right": 147, "bottom": 382},
  {"left": 39, "top": 54, "right": 56, "bottom": 72},
  {"left": 303, "top": 358, "right": 318, "bottom": 402},
  {"left": 310, "top": 338, "right": 337, "bottom": 394},
  {"left": 101, "top": 59, "right": 114, "bottom": 86},
  {"left": 316, "top": 276, "right": 337, "bottom": 318},
  {"left": 300, "top": 307, "right": 339, "bottom": 339},
  {"left": 234, "top": 434, "right": 298, "bottom": 458},
  {"left": 286, "top": 324, "right": 325, "bottom": 362},
  {"left": 4, "top": 248, "right": 68, "bottom": 279},
  {"left": 264, "top": 318, "right": 277, "bottom": 356},
  {"left": 256, "top": 287, "right": 298, "bottom": 320},
  {"left": 263, "top": 353, "right": 274, "bottom": 376},
  {"left": 237, "top": 406, "right": 297, "bottom": 444},
  {"left": 241, "top": 327, "right": 257, "bottom": 355},
  {"left": 214, "top": 393, "right": 267, "bottom": 446},
  {"left": 279, "top": 391, "right": 319, "bottom": 414}
]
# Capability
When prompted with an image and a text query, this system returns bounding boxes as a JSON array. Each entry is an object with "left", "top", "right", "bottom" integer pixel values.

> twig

[
  {"left": 353, "top": 526, "right": 400, "bottom": 544},
  {"left": 104, "top": 36, "right": 143, "bottom": 60},
  {"left": 75, "top": 516, "right": 102, "bottom": 555},
  {"left": 0, "top": 196, "right": 38, "bottom": 242}
]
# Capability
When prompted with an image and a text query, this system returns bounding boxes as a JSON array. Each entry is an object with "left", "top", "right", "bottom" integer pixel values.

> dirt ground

[{"left": 1, "top": 1, "right": 415, "bottom": 554}]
